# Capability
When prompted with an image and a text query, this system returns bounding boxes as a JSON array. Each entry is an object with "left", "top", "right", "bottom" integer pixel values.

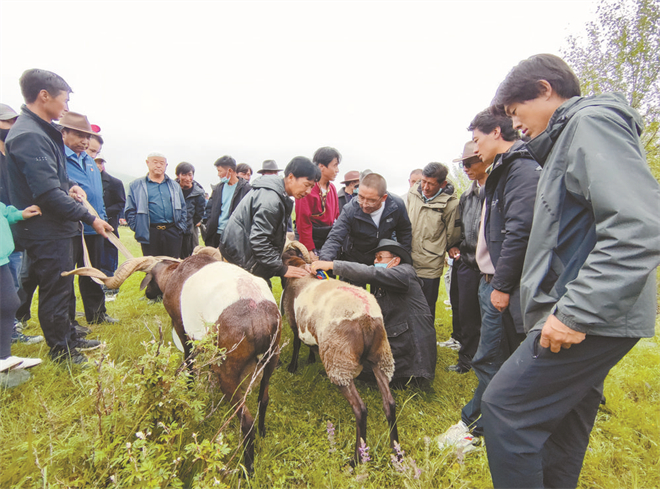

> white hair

[{"left": 147, "top": 151, "right": 166, "bottom": 159}]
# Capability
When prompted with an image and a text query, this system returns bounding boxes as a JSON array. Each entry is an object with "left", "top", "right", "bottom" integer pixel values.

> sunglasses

[{"left": 459, "top": 157, "right": 481, "bottom": 169}]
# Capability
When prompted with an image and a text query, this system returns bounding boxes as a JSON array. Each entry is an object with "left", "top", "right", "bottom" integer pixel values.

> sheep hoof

[{"left": 287, "top": 362, "right": 298, "bottom": 374}]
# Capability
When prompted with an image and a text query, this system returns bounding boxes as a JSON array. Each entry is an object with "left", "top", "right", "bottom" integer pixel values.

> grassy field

[{"left": 1, "top": 230, "right": 658, "bottom": 488}]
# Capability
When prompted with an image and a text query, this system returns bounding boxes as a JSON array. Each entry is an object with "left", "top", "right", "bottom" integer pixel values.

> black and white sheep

[
  {"left": 280, "top": 243, "right": 400, "bottom": 464},
  {"left": 64, "top": 247, "right": 281, "bottom": 473}
]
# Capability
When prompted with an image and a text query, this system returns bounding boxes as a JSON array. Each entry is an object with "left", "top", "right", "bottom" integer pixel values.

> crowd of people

[{"left": 1, "top": 52, "right": 658, "bottom": 487}]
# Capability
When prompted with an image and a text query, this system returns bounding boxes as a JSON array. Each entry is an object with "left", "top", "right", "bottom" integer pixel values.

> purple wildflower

[
  {"left": 359, "top": 438, "right": 371, "bottom": 463},
  {"left": 326, "top": 421, "right": 336, "bottom": 453}
]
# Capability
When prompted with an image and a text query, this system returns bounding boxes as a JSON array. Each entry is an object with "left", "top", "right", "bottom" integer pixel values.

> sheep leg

[
  {"left": 288, "top": 328, "right": 301, "bottom": 373},
  {"left": 338, "top": 380, "right": 368, "bottom": 465},
  {"left": 306, "top": 347, "right": 316, "bottom": 365},
  {"left": 239, "top": 404, "right": 256, "bottom": 475},
  {"left": 257, "top": 348, "right": 279, "bottom": 438},
  {"left": 373, "top": 366, "right": 400, "bottom": 456}
]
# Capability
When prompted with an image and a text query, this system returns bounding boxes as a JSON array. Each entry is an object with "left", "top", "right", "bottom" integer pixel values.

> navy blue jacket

[{"left": 319, "top": 194, "right": 412, "bottom": 265}]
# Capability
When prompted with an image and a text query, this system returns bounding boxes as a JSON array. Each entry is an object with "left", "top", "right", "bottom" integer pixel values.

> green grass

[{"left": 1, "top": 230, "right": 658, "bottom": 488}]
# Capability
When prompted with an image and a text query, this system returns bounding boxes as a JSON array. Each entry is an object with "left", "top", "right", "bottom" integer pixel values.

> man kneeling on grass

[{"left": 480, "top": 53, "right": 660, "bottom": 489}]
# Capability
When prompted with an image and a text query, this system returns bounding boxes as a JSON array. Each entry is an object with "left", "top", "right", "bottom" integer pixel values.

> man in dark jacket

[
  {"left": 445, "top": 141, "right": 488, "bottom": 374},
  {"left": 318, "top": 173, "right": 412, "bottom": 286},
  {"left": 312, "top": 239, "right": 437, "bottom": 385},
  {"left": 175, "top": 162, "right": 206, "bottom": 258},
  {"left": 204, "top": 156, "right": 251, "bottom": 248},
  {"left": 440, "top": 107, "right": 540, "bottom": 448},
  {"left": 6, "top": 69, "right": 112, "bottom": 364},
  {"left": 480, "top": 54, "right": 660, "bottom": 489},
  {"left": 95, "top": 156, "right": 126, "bottom": 278},
  {"left": 221, "top": 157, "right": 320, "bottom": 282}
]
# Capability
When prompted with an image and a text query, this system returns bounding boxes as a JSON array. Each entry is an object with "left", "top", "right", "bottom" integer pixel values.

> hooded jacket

[
  {"left": 407, "top": 181, "right": 460, "bottom": 279},
  {"left": 521, "top": 93, "right": 660, "bottom": 337},
  {"left": 318, "top": 194, "right": 412, "bottom": 265},
  {"left": 180, "top": 180, "right": 206, "bottom": 235},
  {"left": 220, "top": 176, "right": 293, "bottom": 279}
]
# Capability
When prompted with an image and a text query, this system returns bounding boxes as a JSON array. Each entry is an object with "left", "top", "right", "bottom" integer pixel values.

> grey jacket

[{"left": 522, "top": 93, "right": 660, "bottom": 337}]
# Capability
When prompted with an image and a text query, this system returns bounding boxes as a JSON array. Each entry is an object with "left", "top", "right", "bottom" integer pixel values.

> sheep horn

[
  {"left": 62, "top": 256, "right": 159, "bottom": 289},
  {"left": 192, "top": 246, "right": 223, "bottom": 261},
  {"left": 284, "top": 240, "right": 312, "bottom": 264}
]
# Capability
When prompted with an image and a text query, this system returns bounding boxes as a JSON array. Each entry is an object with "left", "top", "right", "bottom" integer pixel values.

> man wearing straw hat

[{"left": 61, "top": 111, "right": 118, "bottom": 325}]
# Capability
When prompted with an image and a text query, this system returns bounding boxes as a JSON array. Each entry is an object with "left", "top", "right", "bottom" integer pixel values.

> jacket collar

[{"left": 20, "top": 105, "right": 64, "bottom": 141}]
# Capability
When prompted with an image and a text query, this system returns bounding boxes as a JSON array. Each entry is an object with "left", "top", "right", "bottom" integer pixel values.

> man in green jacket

[{"left": 481, "top": 54, "right": 660, "bottom": 489}]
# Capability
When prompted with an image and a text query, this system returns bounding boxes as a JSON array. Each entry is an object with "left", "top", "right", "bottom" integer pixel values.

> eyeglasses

[{"left": 357, "top": 194, "right": 382, "bottom": 206}]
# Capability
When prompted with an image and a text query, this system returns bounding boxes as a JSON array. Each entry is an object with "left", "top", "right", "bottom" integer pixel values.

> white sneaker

[
  {"left": 437, "top": 338, "right": 462, "bottom": 351},
  {"left": 0, "top": 356, "right": 26, "bottom": 372},
  {"left": 438, "top": 421, "right": 474, "bottom": 449},
  {"left": 10, "top": 356, "right": 43, "bottom": 370}
]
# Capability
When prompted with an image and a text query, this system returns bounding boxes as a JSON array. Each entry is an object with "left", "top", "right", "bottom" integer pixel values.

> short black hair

[
  {"left": 284, "top": 156, "right": 321, "bottom": 181},
  {"left": 422, "top": 163, "right": 448, "bottom": 182},
  {"left": 175, "top": 162, "right": 195, "bottom": 175},
  {"left": 494, "top": 53, "right": 581, "bottom": 108},
  {"left": 361, "top": 173, "right": 387, "bottom": 197},
  {"left": 91, "top": 134, "right": 104, "bottom": 145},
  {"left": 19, "top": 69, "right": 72, "bottom": 104},
  {"left": 236, "top": 163, "right": 252, "bottom": 174},
  {"left": 214, "top": 155, "right": 237, "bottom": 171},
  {"left": 313, "top": 146, "right": 342, "bottom": 168},
  {"left": 468, "top": 107, "right": 520, "bottom": 142}
]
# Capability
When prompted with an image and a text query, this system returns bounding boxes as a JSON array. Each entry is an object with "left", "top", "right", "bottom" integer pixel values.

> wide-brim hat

[
  {"left": 0, "top": 103, "right": 18, "bottom": 121},
  {"left": 257, "top": 159, "right": 283, "bottom": 174},
  {"left": 340, "top": 170, "right": 360, "bottom": 184},
  {"left": 452, "top": 141, "right": 481, "bottom": 163},
  {"left": 369, "top": 239, "right": 413, "bottom": 265},
  {"left": 59, "top": 112, "right": 96, "bottom": 136}
]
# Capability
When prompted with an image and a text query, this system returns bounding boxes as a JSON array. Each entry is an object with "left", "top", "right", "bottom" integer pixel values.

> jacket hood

[
  {"left": 412, "top": 180, "right": 455, "bottom": 201},
  {"left": 190, "top": 180, "right": 205, "bottom": 197},
  {"left": 251, "top": 175, "right": 290, "bottom": 204},
  {"left": 527, "top": 93, "right": 644, "bottom": 166}
]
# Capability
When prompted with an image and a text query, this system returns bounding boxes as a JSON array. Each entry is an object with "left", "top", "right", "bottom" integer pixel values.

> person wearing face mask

[
  {"left": 203, "top": 156, "right": 251, "bottom": 248},
  {"left": 312, "top": 239, "right": 437, "bottom": 386}
]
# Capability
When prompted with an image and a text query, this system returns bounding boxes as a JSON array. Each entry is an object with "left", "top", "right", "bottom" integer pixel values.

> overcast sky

[{"left": 0, "top": 0, "right": 596, "bottom": 194}]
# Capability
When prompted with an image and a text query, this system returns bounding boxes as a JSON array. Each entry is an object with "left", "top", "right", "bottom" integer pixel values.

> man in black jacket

[
  {"left": 6, "top": 69, "right": 113, "bottom": 364},
  {"left": 175, "top": 162, "right": 206, "bottom": 258},
  {"left": 440, "top": 107, "right": 540, "bottom": 447},
  {"left": 318, "top": 173, "right": 412, "bottom": 286},
  {"left": 221, "top": 157, "right": 319, "bottom": 282},
  {"left": 95, "top": 156, "right": 126, "bottom": 278},
  {"left": 204, "top": 156, "right": 251, "bottom": 248}
]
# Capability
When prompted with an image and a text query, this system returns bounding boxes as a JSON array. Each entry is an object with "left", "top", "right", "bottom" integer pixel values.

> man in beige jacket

[{"left": 407, "top": 162, "right": 460, "bottom": 316}]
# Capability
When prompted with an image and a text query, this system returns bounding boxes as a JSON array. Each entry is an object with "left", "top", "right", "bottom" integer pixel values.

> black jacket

[
  {"left": 457, "top": 180, "right": 483, "bottom": 271},
  {"left": 484, "top": 140, "right": 540, "bottom": 295},
  {"left": 6, "top": 105, "right": 95, "bottom": 240},
  {"left": 319, "top": 194, "right": 412, "bottom": 265},
  {"left": 333, "top": 261, "right": 437, "bottom": 381},
  {"left": 180, "top": 180, "right": 206, "bottom": 235},
  {"left": 101, "top": 170, "right": 126, "bottom": 232},
  {"left": 204, "top": 177, "right": 251, "bottom": 245},
  {"left": 220, "top": 176, "right": 292, "bottom": 279}
]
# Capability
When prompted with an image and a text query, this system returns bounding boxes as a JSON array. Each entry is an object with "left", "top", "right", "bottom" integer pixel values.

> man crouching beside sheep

[{"left": 312, "top": 239, "right": 437, "bottom": 387}]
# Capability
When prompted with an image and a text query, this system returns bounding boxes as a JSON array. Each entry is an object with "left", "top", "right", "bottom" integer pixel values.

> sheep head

[{"left": 283, "top": 240, "right": 311, "bottom": 264}]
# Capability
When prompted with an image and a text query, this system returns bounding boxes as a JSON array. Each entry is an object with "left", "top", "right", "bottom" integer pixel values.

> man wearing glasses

[{"left": 318, "top": 173, "right": 412, "bottom": 287}]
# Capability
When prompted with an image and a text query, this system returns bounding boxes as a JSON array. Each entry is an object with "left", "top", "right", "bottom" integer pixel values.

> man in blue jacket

[
  {"left": 61, "top": 111, "right": 117, "bottom": 325},
  {"left": 319, "top": 173, "right": 412, "bottom": 286},
  {"left": 481, "top": 54, "right": 660, "bottom": 488},
  {"left": 6, "top": 69, "right": 112, "bottom": 364},
  {"left": 125, "top": 152, "right": 187, "bottom": 258}
]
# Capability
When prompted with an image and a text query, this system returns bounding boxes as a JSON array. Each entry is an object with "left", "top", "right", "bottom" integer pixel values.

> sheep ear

[{"left": 140, "top": 273, "right": 153, "bottom": 291}]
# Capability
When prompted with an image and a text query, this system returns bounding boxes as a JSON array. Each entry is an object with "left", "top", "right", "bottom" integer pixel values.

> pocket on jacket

[{"left": 387, "top": 322, "right": 409, "bottom": 338}]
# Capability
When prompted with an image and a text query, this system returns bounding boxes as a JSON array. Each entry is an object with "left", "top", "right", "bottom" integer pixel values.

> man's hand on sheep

[
  {"left": 92, "top": 218, "right": 114, "bottom": 239},
  {"left": 69, "top": 185, "right": 87, "bottom": 202},
  {"left": 540, "top": 314, "right": 586, "bottom": 353},
  {"left": 311, "top": 261, "right": 334, "bottom": 273},
  {"left": 21, "top": 205, "right": 42, "bottom": 219},
  {"left": 284, "top": 265, "right": 312, "bottom": 278}
]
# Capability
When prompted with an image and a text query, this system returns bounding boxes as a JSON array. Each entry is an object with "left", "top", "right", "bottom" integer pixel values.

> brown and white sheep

[
  {"left": 280, "top": 243, "right": 400, "bottom": 464},
  {"left": 64, "top": 248, "right": 281, "bottom": 473}
]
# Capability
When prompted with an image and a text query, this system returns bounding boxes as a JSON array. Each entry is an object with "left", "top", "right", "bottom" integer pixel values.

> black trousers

[
  {"left": 450, "top": 258, "right": 482, "bottom": 369},
  {"left": 71, "top": 234, "right": 106, "bottom": 322},
  {"left": 16, "top": 251, "right": 38, "bottom": 322},
  {"left": 180, "top": 230, "right": 199, "bottom": 258},
  {"left": 419, "top": 276, "right": 440, "bottom": 318},
  {"left": 482, "top": 331, "right": 638, "bottom": 489},
  {"left": 16, "top": 237, "right": 76, "bottom": 348},
  {"left": 99, "top": 229, "right": 119, "bottom": 277},
  {"left": 141, "top": 226, "right": 182, "bottom": 258},
  {"left": 0, "top": 265, "right": 20, "bottom": 358}
]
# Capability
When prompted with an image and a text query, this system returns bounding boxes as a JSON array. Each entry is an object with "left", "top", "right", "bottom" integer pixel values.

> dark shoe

[
  {"left": 71, "top": 321, "right": 91, "bottom": 336},
  {"left": 50, "top": 346, "right": 88, "bottom": 365},
  {"left": 446, "top": 364, "right": 471, "bottom": 374},
  {"left": 71, "top": 335, "right": 102, "bottom": 351},
  {"left": 89, "top": 314, "right": 119, "bottom": 325}
]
